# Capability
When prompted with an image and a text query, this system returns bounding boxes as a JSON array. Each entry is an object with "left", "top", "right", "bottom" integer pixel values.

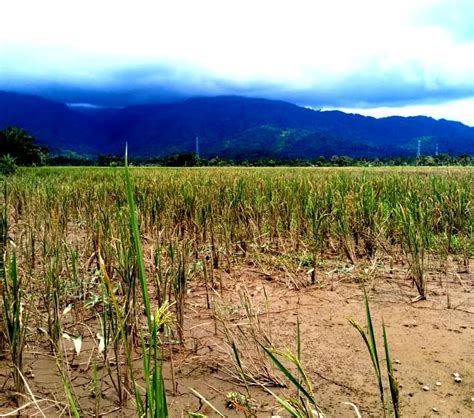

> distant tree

[
  {"left": 416, "top": 155, "right": 436, "bottom": 166},
  {"left": 161, "top": 153, "right": 198, "bottom": 167},
  {"left": 48, "top": 150, "right": 94, "bottom": 166},
  {"left": 330, "top": 155, "right": 354, "bottom": 166},
  {"left": 434, "top": 153, "right": 452, "bottom": 166},
  {"left": 48, "top": 154, "right": 94, "bottom": 166},
  {"left": 0, "top": 127, "right": 48, "bottom": 166},
  {"left": 458, "top": 154, "right": 473, "bottom": 166},
  {"left": 96, "top": 154, "right": 124, "bottom": 166},
  {"left": 208, "top": 156, "right": 230, "bottom": 166},
  {"left": 0, "top": 154, "right": 17, "bottom": 176}
]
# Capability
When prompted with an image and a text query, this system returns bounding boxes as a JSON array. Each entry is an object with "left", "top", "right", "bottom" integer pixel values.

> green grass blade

[
  {"left": 124, "top": 147, "right": 167, "bottom": 416},
  {"left": 124, "top": 145, "right": 152, "bottom": 329},
  {"left": 231, "top": 341, "right": 251, "bottom": 397},
  {"left": 159, "top": 364, "right": 168, "bottom": 417},
  {"left": 347, "top": 318, "right": 377, "bottom": 372},
  {"left": 261, "top": 386, "right": 303, "bottom": 418},
  {"left": 261, "top": 345, "right": 315, "bottom": 406},
  {"left": 363, "top": 289, "right": 384, "bottom": 402},
  {"left": 383, "top": 321, "right": 399, "bottom": 418},
  {"left": 296, "top": 315, "right": 301, "bottom": 396}
]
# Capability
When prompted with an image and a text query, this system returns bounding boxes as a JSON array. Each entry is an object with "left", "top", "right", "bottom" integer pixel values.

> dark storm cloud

[{"left": 3, "top": 62, "right": 473, "bottom": 111}]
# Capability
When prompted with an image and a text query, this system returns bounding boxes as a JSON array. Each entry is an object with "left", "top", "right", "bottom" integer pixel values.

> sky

[{"left": 1, "top": 0, "right": 474, "bottom": 125}]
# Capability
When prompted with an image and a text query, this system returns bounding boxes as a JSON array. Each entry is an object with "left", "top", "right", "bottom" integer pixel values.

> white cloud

[
  {"left": 1, "top": 0, "right": 474, "bottom": 119},
  {"left": 331, "top": 97, "right": 474, "bottom": 127}
]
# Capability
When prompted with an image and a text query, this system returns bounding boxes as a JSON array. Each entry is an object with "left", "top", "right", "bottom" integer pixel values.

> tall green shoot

[
  {"left": 349, "top": 289, "right": 399, "bottom": 417},
  {"left": 124, "top": 146, "right": 168, "bottom": 417}
]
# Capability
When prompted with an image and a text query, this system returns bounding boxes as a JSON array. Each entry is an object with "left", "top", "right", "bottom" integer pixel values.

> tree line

[
  {"left": 1, "top": 127, "right": 473, "bottom": 175},
  {"left": 51, "top": 152, "right": 474, "bottom": 167}
]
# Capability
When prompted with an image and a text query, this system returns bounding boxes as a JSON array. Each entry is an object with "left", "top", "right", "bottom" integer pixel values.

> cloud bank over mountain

[{"left": 1, "top": 1, "right": 474, "bottom": 123}]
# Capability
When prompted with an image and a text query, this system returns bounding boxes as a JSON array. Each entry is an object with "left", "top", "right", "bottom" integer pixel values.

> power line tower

[
  {"left": 195, "top": 136, "right": 200, "bottom": 159},
  {"left": 416, "top": 139, "right": 421, "bottom": 158},
  {"left": 435, "top": 143, "right": 439, "bottom": 156}
]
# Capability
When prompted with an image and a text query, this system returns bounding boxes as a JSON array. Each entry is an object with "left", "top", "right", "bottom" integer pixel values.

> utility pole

[{"left": 195, "top": 136, "right": 200, "bottom": 159}]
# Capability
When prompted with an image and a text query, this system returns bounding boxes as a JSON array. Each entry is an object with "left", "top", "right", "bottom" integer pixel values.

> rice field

[{"left": 1, "top": 166, "right": 473, "bottom": 417}]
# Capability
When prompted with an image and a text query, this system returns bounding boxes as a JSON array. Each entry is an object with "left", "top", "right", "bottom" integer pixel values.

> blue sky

[{"left": 1, "top": 0, "right": 474, "bottom": 125}]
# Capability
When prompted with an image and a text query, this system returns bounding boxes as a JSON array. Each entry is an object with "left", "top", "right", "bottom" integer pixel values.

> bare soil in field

[{"left": 1, "top": 257, "right": 473, "bottom": 417}]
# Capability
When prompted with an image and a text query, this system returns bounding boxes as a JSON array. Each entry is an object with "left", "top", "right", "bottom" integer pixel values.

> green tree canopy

[{"left": 0, "top": 127, "right": 48, "bottom": 166}]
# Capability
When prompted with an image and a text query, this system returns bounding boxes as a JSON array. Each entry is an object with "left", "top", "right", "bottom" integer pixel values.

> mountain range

[{"left": 1, "top": 91, "right": 473, "bottom": 159}]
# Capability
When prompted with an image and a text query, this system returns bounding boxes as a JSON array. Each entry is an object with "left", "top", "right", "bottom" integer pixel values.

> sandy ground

[
  {"left": 177, "top": 260, "right": 473, "bottom": 417},
  {"left": 0, "top": 257, "right": 473, "bottom": 417}
]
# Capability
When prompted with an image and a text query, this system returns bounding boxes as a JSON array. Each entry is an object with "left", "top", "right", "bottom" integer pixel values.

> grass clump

[{"left": 349, "top": 289, "right": 399, "bottom": 417}]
